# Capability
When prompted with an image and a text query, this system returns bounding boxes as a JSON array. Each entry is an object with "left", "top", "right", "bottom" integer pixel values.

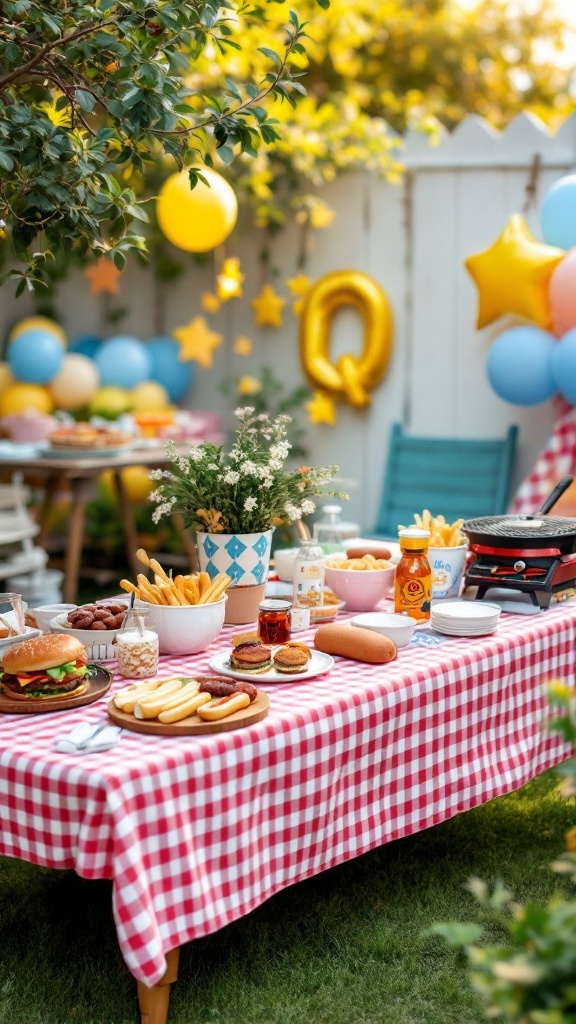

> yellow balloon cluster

[{"left": 299, "top": 270, "right": 393, "bottom": 408}]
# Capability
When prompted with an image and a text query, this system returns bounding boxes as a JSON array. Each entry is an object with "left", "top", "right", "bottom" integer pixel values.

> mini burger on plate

[
  {"left": 0, "top": 634, "right": 90, "bottom": 702},
  {"left": 272, "top": 641, "right": 312, "bottom": 674},
  {"left": 229, "top": 641, "right": 273, "bottom": 674}
]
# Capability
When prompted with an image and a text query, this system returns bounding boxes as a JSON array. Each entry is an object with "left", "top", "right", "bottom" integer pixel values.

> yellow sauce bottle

[{"left": 395, "top": 528, "right": 432, "bottom": 621}]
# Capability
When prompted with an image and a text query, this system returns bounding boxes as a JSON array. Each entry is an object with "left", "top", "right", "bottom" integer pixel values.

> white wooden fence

[{"left": 4, "top": 111, "right": 576, "bottom": 533}]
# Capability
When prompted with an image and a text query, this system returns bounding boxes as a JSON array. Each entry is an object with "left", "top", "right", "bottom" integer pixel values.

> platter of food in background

[
  {"left": 107, "top": 675, "right": 270, "bottom": 735},
  {"left": 208, "top": 638, "right": 334, "bottom": 683}
]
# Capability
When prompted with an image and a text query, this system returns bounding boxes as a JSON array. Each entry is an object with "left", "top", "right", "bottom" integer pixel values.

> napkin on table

[{"left": 55, "top": 719, "right": 122, "bottom": 754}]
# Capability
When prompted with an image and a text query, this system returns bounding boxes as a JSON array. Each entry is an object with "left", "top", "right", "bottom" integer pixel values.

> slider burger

[
  {"left": 0, "top": 634, "right": 90, "bottom": 701},
  {"left": 229, "top": 641, "right": 273, "bottom": 674},
  {"left": 272, "top": 641, "right": 311, "bottom": 674}
]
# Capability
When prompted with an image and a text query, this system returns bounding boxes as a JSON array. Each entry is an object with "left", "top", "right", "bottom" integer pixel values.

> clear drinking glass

[{"left": 0, "top": 593, "right": 25, "bottom": 636}]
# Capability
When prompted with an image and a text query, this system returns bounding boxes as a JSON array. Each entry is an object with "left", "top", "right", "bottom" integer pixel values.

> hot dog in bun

[{"left": 0, "top": 634, "right": 90, "bottom": 701}]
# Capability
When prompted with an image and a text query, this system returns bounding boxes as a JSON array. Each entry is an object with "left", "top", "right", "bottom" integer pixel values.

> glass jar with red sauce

[{"left": 258, "top": 599, "right": 291, "bottom": 644}]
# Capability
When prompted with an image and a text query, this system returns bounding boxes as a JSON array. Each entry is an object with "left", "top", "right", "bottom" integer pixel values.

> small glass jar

[
  {"left": 258, "top": 599, "right": 291, "bottom": 645},
  {"left": 115, "top": 610, "right": 159, "bottom": 679}
]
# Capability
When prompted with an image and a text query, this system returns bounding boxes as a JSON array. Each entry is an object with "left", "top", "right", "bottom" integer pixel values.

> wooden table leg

[
  {"left": 113, "top": 469, "right": 141, "bottom": 580},
  {"left": 38, "top": 474, "right": 61, "bottom": 549},
  {"left": 64, "top": 478, "right": 93, "bottom": 604},
  {"left": 137, "top": 947, "right": 180, "bottom": 1024}
]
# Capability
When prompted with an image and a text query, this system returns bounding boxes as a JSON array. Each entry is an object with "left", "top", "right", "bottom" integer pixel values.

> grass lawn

[{"left": 0, "top": 768, "right": 573, "bottom": 1024}]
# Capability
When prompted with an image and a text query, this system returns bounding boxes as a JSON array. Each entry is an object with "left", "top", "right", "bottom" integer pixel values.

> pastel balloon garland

[{"left": 465, "top": 174, "right": 576, "bottom": 407}]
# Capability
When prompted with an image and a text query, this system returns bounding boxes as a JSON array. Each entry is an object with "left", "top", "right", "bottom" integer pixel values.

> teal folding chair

[{"left": 371, "top": 423, "right": 519, "bottom": 539}]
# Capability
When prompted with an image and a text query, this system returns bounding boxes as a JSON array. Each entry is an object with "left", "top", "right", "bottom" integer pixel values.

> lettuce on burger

[{"left": 0, "top": 634, "right": 90, "bottom": 701}]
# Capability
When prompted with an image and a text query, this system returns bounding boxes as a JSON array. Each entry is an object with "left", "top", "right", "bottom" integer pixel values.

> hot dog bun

[
  {"left": 314, "top": 623, "right": 397, "bottom": 664},
  {"left": 345, "top": 544, "right": 392, "bottom": 561}
]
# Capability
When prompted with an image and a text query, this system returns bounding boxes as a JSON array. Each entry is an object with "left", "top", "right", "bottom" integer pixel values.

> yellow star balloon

[
  {"left": 305, "top": 391, "right": 337, "bottom": 426},
  {"left": 217, "top": 256, "right": 244, "bottom": 301},
  {"left": 84, "top": 258, "right": 123, "bottom": 295},
  {"left": 251, "top": 284, "right": 286, "bottom": 328},
  {"left": 237, "top": 375, "right": 262, "bottom": 396},
  {"left": 233, "top": 335, "right": 253, "bottom": 356},
  {"left": 173, "top": 316, "right": 223, "bottom": 369},
  {"left": 286, "top": 272, "right": 311, "bottom": 297},
  {"left": 465, "top": 214, "right": 564, "bottom": 329},
  {"left": 201, "top": 291, "right": 221, "bottom": 313}
]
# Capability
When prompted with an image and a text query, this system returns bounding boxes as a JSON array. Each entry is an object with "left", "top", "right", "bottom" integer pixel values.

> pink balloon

[{"left": 549, "top": 249, "right": 576, "bottom": 333}]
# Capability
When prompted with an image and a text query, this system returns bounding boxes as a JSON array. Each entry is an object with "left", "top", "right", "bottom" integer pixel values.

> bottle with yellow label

[{"left": 394, "top": 528, "right": 432, "bottom": 621}]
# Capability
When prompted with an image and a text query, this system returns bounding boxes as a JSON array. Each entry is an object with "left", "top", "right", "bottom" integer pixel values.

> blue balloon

[
  {"left": 8, "top": 328, "right": 64, "bottom": 384},
  {"left": 551, "top": 328, "right": 576, "bottom": 404},
  {"left": 147, "top": 337, "right": 195, "bottom": 403},
  {"left": 94, "top": 336, "right": 152, "bottom": 388},
  {"left": 69, "top": 334, "right": 102, "bottom": 359},
  {"left": 540, "top": 174, "right": 576, "bottom": 250},
  {"left": 487, "top": 326, "right": 557, "bottom": 406}
]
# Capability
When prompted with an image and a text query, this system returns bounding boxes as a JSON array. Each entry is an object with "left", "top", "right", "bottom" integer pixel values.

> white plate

[
  {"left": 0, "top": 610, "right": 41, "bottom": 653},
  {"left": 208, "top": 648, "right": 334, "bottom": 683},
  {"left": 37, "top": 443, "right": 133, "bottom": 459},
  {"left": 430, "top": 600, "right": 501, "bottom": 621}
]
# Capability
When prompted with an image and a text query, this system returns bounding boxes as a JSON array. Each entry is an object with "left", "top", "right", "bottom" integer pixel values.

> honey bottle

[{"left": 395, "top": 528, "right": 432, "bottom": 621}]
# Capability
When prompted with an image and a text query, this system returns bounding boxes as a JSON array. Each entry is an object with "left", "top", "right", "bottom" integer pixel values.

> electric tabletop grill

[{"left": 462, "top": 475, "right": 576, "bottom": 608}]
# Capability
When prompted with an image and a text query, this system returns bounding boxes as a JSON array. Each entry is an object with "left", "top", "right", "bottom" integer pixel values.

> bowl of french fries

[
  {"left": 119, "top": 550, "right": 233, "bottom": 655},
  {"left": 398, "top": 510, "right": 468, "bottom": 600},
  {"left": 323, "top": 553, "right": 396, "bottom": 611}
]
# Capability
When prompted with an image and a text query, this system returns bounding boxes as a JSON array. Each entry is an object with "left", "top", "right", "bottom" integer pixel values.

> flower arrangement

[{"left": 149, "top": 406, "right": 346, "bottom": 534}]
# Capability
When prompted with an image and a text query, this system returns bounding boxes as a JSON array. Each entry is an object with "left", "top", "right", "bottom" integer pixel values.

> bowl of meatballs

[{"left": 49, "top": 600, "right": 129, "bottom": 661}]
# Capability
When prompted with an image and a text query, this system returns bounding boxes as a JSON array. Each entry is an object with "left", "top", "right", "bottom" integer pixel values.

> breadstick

[
  {"left": 134, "top": 683, "right": 201, "bottom": 719},
  {"left": 197, "top": 691, "right": 250, "bottom": 721},
  {"left": 198, "top": 573, "right": 231, "bottom": 604},
  {"left": 136, "top": 547, "right": 151, "bottom": 568},
  {"left": 120, "top": 579, "right": 141, "bottom": 599},
  {"left": 120, "top": 679, "right": 183, "bottom": 714},
  {"left": 114, "top": 678, "right": 164, "bottom": 709},
  {"left": 137, "top": 574, "right": 161, "bottom": 604},
  {"left": 184, "top": 578, "right": 199, "bottom": 604},
  {"left": 157, "top": 691, "right": 212, "bottom": 724},
  {"left": 198, "top": 572, "right": 211, "bottom": 598}
]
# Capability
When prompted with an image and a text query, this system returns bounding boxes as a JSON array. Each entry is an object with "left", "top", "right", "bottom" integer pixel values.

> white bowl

[
  {"left": 138, "top": 596, "right": 227, "bottom": 655},
  {"left": 49, "top": 612, "right": 126, "bottom": 661},
  {"left": 324, "top": 563, "right": 395, "bottom": 611},
  {"left": 34, "top": 603, "right": 78, "bottom": 633},
  {"left": 351, "top": 612, "right": 417, "bottom": 648}
]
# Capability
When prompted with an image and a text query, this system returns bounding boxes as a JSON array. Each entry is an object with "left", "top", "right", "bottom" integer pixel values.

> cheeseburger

[{"left": 0, "top": 634, "right": 90, "bottom": 701}]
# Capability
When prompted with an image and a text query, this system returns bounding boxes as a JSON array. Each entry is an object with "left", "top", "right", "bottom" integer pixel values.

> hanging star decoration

[
  {"left": 464, "top": 214, "right": 564, "bottom": 330},
  {"left": 286, "top": 273, "right": 311, "bottom": 318},
  {"left": 237, "top": 375, "right": 262, "bottom": 396},
  {"left": 84, "top": 258, "right": 123, "bottom": 296},
  {"left": 173, "top": 316, "right": 223, "bottom": 369},
  {"left": 233, "top": 335, "right": 253, "bottom": 356},
  {"left": 305, "top": 391, "right": 337, "bottom": 426},
  {"left": 251, "top": 284, "right": 286, "bottom": 328},
  {"left": 217, "top": 257, "right": 244, "bottom": 301},
  {"left": 201, "top": 291, "right": 221, "bottom": 314}
]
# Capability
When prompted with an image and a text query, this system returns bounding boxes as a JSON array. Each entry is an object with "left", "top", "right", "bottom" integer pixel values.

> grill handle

[{"left": 535, "top": 475, "right": 574, "bottom": 517}]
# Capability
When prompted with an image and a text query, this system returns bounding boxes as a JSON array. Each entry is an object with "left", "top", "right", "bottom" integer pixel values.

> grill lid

[{"left": 463, "top": 515, "right": 576, "bottom": 539}]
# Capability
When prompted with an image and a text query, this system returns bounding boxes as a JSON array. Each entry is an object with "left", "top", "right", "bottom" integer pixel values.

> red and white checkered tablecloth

[{"left": 0, "top": 602, "right": 575, "bottom": 987}]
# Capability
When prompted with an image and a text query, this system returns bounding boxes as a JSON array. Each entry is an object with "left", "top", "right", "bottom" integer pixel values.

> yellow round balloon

[
  {"left": 100, "top": 466, "right": 153, "bottom": 504},
  {"left": 130, "top": 380, "right": 170, "bottom": 413},
  {"left": 299, "top": 270, "right": 394, "bottom": 408},
  {"left": 9, "top": 316, "right": 67, "bottom": 347},
  {"left": 0, "top": 363, "right": 14, "bottom": 393},
  {"left": 88, "top": 385, "right": 131, "bottom": 418},
  {"left": 0, "top": 383, "right": 54, "bottom": 416},
  {"left": 156, "top": 168, "right": 238, "bottom": 253}
]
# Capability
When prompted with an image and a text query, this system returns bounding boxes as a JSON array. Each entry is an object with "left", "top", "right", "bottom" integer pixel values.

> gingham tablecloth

[{"left": 0, "top": 602, "right": 575, "bottom": 988}]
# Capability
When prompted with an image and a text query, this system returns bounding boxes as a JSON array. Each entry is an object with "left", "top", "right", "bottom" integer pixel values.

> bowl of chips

[{"left": 324, "top": 554, "right": 396, "bottom": 611}]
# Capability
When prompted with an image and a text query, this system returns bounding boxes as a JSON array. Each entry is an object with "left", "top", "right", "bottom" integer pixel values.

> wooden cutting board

[{"left": 107, "top": 688, "right": 270, "bottom": 736}]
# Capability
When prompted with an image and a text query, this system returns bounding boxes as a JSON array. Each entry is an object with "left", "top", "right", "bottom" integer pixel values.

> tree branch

[{"left": 0, "top": 19, "right": 117, "bottom": 91}]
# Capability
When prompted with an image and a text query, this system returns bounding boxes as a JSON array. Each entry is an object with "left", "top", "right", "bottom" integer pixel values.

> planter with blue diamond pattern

[{"left": 196, "top": 530, "right": 273, "bottom": 588}]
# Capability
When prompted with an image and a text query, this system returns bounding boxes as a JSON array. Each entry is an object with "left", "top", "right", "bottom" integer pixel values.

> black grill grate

[{"left": 463, "top": 515, "right": 576, "bottom": 539}]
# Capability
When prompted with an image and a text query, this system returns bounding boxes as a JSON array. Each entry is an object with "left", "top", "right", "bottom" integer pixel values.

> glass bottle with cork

[
  {"left": 394, "top": 528, "right": 432, "bottom": 621},
  {"left": 293, "top": 539, "right": 325, "bottom": 609}
]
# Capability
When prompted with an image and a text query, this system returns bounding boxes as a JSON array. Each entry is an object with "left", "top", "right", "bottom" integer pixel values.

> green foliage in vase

[
  {"left": 149, "top": 404, "right": 346, "bottom": 534},
  {"left": 431, "top": 682, "right": 576, "bottom": 1024},
  {"left": 0, "top": 0, "right": 328, "bottom": 292}
]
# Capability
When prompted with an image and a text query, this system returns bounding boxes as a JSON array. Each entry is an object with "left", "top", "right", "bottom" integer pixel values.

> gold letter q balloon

[
  {"left": 299, "top": 270, "right": 393, "bottom": 408},
  {"left": 156, "top": 168, "right": 238, "bottom": 253}
]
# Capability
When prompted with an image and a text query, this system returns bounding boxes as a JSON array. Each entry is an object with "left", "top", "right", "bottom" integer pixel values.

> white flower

[
  {"left": 270, "top": 441, "right": 291, "bottom": 460},
  {"left": 149, "top": 469, "right": 164, "bottom": 481},
  {"left": 188, "top": 446, "right": 204, "bottom": 462},
  {"left": 224, "top": 470, "right": 240, "bottom": 485},
  {"left": 285, "top": 502, "right": 302, "bottom": 520},
  {"left": 206, "top": 463, "right": 219, "bottom": 471},
  {"left": 177, "top": 457, "right": 190, "bottom": 473},
  {"left": 242, "top": 460, "right": 258, "bottom": 476},
  {"left": 301, "top": 499, "right": 315, "bottom": 515},
  {"left": 244, "top": 496, "right": 257, "bottom": 511}
]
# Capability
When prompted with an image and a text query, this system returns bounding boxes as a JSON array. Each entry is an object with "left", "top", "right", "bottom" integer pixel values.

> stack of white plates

[{"left": 430, "top": 600, "right": 501, "bottom": 636}]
